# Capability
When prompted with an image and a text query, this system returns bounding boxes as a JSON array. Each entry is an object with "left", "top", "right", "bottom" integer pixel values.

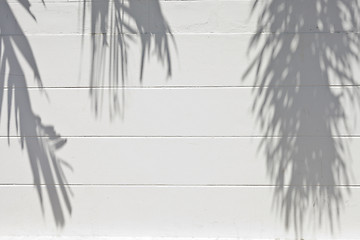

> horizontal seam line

[
  {"left": 3, "top": 85, "right": 360, "bottom": 89},
  {"left": 2, "top": 136, "right": 360, "bottom": 138},
  {"left": 1, "top": 32, "right": 359, "bottom": 36},
  {"left": 0, "top": 184, "right": 357, "bottom": 187}
]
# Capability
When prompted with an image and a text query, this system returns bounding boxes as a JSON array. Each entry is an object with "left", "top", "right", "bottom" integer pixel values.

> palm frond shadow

[
  {"left": 0, "top": 0, "right": 72, "bottom": 228},
  {"left": 244, "top": 0, "right": 360, "bottom": 236},
  {"left": 82, "top": 0, "right": 174, "bottom": 118}
]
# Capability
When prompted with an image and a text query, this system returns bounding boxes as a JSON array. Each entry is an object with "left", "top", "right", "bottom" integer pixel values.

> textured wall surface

[{"left": 1, "top": 0, "right": 360, "bottom": 239}]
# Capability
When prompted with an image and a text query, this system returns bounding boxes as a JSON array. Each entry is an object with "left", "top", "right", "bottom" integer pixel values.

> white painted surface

[
  {"left": 1, "top": 137, "right": 360, "bottom": 185},
  {"left": 0, "top": 0, "right": 359, "bottom": 239}
]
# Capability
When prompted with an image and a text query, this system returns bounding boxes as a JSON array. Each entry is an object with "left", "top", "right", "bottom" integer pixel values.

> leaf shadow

[
  {"left": 243, "top": 0, "right": 360, "bottom": 237},
  {"left": 0, "top": 0, "right": 72, "bottom": 228},
  {"left": 82, "top": 0, "right": 175, "bottom": 119}
]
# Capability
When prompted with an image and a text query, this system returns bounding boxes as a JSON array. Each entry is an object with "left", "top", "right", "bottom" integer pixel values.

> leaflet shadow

[
  {"left": 82, "top": 0, "right": 175, "bottom": 118},
  {"left": 243, "top": 0, "right": 360, "bottom": 236},
  {"left": 0, "top": 0, "right": 72, "bottom": 228}
]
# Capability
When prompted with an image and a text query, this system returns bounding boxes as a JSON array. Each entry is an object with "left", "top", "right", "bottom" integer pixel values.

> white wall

[{"left": 1, "top": 0, "right": 360, "bottom": 239}]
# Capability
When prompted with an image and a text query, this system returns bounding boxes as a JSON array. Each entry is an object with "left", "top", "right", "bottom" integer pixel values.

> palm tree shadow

[
  {"left": 243, "top": 0, "right": 360, "bottom": 236},
  {"left": 82, "top": 0, "right": 175, "bottom": 118},
  {"left": 0, "top": 0, "right": 72, "bottom": 227}
]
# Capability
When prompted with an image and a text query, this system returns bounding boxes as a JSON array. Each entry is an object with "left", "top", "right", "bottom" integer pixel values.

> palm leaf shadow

[
  {"left": 82, "top": 0, "right": 175, "bottom": 118},
  {"left": 244, "top": 0, "right": 360, "bottom": 236},
  {"left": 0, "top": 0, "right": 72, "bottom": 227}
]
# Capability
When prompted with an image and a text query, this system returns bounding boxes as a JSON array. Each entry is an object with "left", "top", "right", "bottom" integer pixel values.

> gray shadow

[
  {"left": 0, "top": 0, "right": 72, "bottom": 228},
  {"left": 82, "top": 0, "right": 175, "bottom": 118},
  {"left": 243, "top": 0, "right": 360, "bottom": 236}
]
